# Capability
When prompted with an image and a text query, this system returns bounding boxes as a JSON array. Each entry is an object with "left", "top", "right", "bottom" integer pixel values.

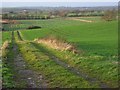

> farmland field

[
  {"left": 2, "top": 16, "right": 118, "bottom": 88},
  {"left": 2, "top": 31, "right": 12, "bottom": 43},
  {"left": 19, "top": 18, "right": 118, "bottom": 56}
]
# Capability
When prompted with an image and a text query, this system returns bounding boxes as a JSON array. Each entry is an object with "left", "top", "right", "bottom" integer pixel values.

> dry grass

[
  {"left": 0, "top": 41, "right": 9, "bottom": 57},
  {"left": 66, "top": 17, "right": 93, "bottom": 23},
  {"left": 34, "top": 36, "right": 78, "bottom": 54},
  {"left": 1, "top": 41, "right": 9, "bottom": 50},
  {"left": 1, "top": 20, "right": 19, "bottom": 24}
]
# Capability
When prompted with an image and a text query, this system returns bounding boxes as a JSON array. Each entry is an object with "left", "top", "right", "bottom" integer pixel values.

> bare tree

[
  {"left": 102, "top": 10, "right": 117, "bottom": 21},
  {"left": 58, "top": 10, "right": 69, "bottom": 17}
]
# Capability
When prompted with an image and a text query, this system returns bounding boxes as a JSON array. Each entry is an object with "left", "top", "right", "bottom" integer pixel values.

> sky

[
  {"left": 1, "top": 0, "right": 119, "bottom": 7},
  {"left": 2, "top": 0, "right": 120, "bottom": 2}
]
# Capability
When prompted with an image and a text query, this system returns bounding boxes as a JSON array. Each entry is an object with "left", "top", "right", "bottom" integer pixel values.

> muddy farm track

[
  {"left": 2, "top": 14, "right": 118, "bottom": 89},
  {"left": 11, "top": 31, "right": 47, "bottom": 88},
  {"left": 16, "top": 30, "right": 109, "bottom": 88},
  {"left": 2, "top": 30, "right": 112, "bottom": 89},
  {"left": 31, "top": 43, "right": 109, "bottom": 88}
]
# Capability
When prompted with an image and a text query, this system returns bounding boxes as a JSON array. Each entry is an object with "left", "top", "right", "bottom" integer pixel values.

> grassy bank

[
  {"left": 2, "top": 42, "right": 15, "bottom": 88},
  {"left": 17, "top": 41, "right": 99, "bottom": 88},
  {"left": 32, "top": 42, "right": 118, "bottom": 87}
]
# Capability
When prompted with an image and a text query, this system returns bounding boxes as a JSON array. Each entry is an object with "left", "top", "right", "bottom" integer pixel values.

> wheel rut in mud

[
  {"left": 31, "top": 42, "right": 109, "bottom": 88},
  {"left": 15, "top": 31, "right": 109, "bottom": 88},
  {"left": 12, "top": 31, "right": 47, "bottom": 88}
]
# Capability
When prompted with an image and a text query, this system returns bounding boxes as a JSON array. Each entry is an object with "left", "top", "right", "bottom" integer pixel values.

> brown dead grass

[
  {"left": 66, "top": 17, "right": 93, "bottom": 23},
  {"left": 1, "top": 20, "right": 19, "bottom": 24},
  {"left": 34, "top": 36, "right": 79, "bottom": 54},
  {"left": 0, "top": 41, "right": 9, "bottom": 57},
  {"left": 1, "top": 41, "right": 9, "bottom": 50}
]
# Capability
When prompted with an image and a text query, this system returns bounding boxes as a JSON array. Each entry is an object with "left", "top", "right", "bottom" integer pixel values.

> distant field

[
  {"left": 79, "top": 16, "right": 102, "bottom": 21},
  {"left": 18, "top": 17, "right": 118, "bottom": 56},
  {"left": 2, "top": 17, "right": 118, "bottom": 56}
]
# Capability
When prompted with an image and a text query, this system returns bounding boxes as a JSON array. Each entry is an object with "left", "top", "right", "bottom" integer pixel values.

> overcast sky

[
  {"left": 1, "top": 0, "right": 119, "bottom": 7},
  {"left": 2, "top": 0, "right": 119, "bottom": 2}
]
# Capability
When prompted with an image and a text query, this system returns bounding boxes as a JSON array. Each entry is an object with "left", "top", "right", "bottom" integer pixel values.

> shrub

[
  {"left": 102, "top": 10, "right": 117, "bottom": 21},
  {"left": 26, "top": 25, "right": 41, "bottom": 29}
]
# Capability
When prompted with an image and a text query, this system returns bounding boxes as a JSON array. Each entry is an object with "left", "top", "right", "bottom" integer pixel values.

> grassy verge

[
  {"left": 2, "top": 31, "right": 12, "bottom": 44},
  {"left": 2, "top": 31, "right": 28, "bottom": 88},
  {"left": 2, "top": 42, "right": 15, "bottom": 88},
  {"left": 32, "top": 42, "right": 118, "bottom": 88},
  {"left": 17, "top": 41, "right": 99, "bottom": 88}
]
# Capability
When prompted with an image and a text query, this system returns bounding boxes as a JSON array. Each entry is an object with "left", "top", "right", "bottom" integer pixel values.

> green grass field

[
  {"left": 2, "top": 31, "right": 12, "bottom": 43},
  {"left": 18, "top": 18, "right": 118, "bottom": 56},
  {"left": 2, "top": 17, "right": 118, "bottom": 88}
]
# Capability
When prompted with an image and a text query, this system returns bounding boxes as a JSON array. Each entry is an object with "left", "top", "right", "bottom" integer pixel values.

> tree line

[{"left": 2, "top": 9, "right": 118, "bottom": 21}]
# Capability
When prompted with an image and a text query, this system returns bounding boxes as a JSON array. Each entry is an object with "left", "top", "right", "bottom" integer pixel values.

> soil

[{"left": 12, "top": 31, "right": 47, "bottom": 88}]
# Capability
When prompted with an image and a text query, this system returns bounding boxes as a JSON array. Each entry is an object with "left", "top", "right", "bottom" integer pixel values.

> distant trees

[
  {"left": 102, "top": 10, "right": 117, "bottom": 21},
  {"left": 2, "top": 9, "right": 118, "bottom": 20},
  {"left": 3, "top": 14, "right": 9, "bottom": 19},
  {"left": 67, "top": 10, "right": 104, "bottom": 17},
  {"left": 58, "top": 10, "right": 69, "bottom": 17}
]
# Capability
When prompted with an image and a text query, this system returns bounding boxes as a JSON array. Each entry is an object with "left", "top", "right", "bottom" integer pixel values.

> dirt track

[
  {"left": 11, "top": 31, "right": 109, "bottom": 88},
  {"left": 32, "top": 43, "right": 109, "bottom": 88},
  {"left": 12, "top": 31, "right": 47, "bottom": 88}
]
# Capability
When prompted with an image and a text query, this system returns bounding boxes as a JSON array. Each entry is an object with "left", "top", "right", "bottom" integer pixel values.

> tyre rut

[
  {"left": 31, "top": 42, "right": 109, "bottom": 88},
  {"left": 12, "top": 31, "right": 47, "bottom": 88}
]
